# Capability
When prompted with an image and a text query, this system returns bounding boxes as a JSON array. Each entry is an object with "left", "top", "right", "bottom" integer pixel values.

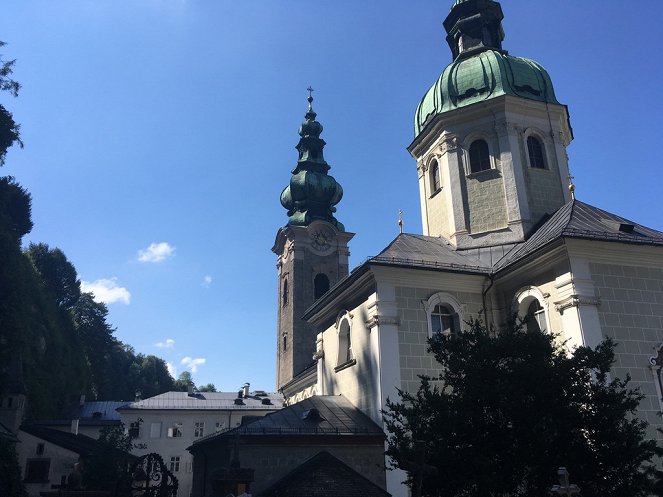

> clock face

[{"left": 309, "top": 227, "right": 335, "bottom": 253}]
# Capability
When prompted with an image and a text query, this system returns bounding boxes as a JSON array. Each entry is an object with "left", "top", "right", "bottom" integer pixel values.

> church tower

[
  {"left": 272, "top": 92, "right": 354, "bottom": 390},
  {"left": 408, "top": 0, "right": 574, "bottom": 250}
]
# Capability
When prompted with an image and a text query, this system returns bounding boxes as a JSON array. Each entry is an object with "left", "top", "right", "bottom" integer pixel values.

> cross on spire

[
  {"left": 567, "top": 173, "right": 576, "bottom": 201},
  {"left": 307, "top": 86, "right": 314, "bottom": 109},
  {"left": 550, "top": 467, "right": 580, "bottom": 496}
]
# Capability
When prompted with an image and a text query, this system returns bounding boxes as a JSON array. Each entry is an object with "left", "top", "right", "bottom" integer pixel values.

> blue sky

[{"left": 2, "top": 1, "right": 662, "bottom": 394}]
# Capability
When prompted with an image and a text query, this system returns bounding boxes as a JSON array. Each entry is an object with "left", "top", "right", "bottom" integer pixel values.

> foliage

[
  {"left": 174, "top": 371, "right": 194, "bottom": 391},
  {"left": 0, "top": 41, "right": 22, "bottom": 166},
  {"left": 199, "top": 383, "right": 217, "bottom": 392},
  {"left": 83, "top": 422, "right": 135, "bottom": 493},
  {"left": 0, "top": 438, "right": 26, "bottom": 497},
  {"left": 383, "top": 318, "right": 663, "bottom": 497}
]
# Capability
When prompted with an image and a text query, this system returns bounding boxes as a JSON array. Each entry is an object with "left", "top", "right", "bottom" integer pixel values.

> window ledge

[
  {"left": 429, "top": 188, "right": 442, "bottom": 199},
  {"left": 334, "top": 358, "right": 356, "bottom": 373},
  {"left": 466, "top": 168, "right": 496, "bottom": 179}
]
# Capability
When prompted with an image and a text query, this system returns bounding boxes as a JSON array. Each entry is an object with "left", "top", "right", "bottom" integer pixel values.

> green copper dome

[
  {"left": 415, "top": 0, "right": 560, "bottom": 136},
  {"left": 415, "top": 50, "right": 559, "bottom": 135},
  {"left": 280, "top": 93, "right": 345, "bottom": 231}
]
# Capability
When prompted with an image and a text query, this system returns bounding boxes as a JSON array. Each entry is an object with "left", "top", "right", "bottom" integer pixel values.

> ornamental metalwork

[{"left": 128, "top": 453, "right": 178, "bottom": 497}]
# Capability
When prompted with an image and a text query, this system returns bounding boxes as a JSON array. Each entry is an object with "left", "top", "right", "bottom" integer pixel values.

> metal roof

[
  {"left": 119, "top": 391, "right": 284, "bottom": 411},
  {"left": 495, "top": 200, "right": 663, "bottom": 271},
  {"left": 370, "top": 233, "right": 491, "bottom": 274},
  {"left": 192, "top": 395, "right": 384, "bottom": 446},
  {"left": 68, "top": 401, "right": 129, "bottom": 421},
  {"left": 20, "top": 424, "right": 102, "bottom": 456}
]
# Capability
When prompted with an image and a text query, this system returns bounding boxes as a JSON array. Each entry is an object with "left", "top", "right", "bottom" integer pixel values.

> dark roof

[
  {"left": 370, "top": 234, "right": 491, "bottom": 274},
  {"left": 258, "top": 451, "right": 391, "bottom": 497},
  {"left": 119, "top": 391, "right": 284, "bottom": 411},
  {"left": 20, "top": 425, "right": 101, "bottom": 457},
  {"left": 495, "top": 200, "right": 663, "bottom": 271},
  {"left": 192, "top": 395, "right": 384, "bottom": 447},
  {"left": 0, "top": 422, "right": 18, "bottom": 442}
]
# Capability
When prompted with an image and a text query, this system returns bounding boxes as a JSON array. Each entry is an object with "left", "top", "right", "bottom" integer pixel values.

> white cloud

[
  {"left": 202, "top": 275, "right": 212, "bottom": 287},
  {"left": 155, "top": 338, "right": 175, "bottom": 349},
  {"left": 181, "top": 356, "right": 206, "bottom": 373},
  {"left": 166, "top": 362, "right": 177, "bottom": 378},
  {"left": 81, "top": 278, "right": 131, "bottom": 305},
  {"left": 138, "top": 242, "right": 175, "bottom": 263}
]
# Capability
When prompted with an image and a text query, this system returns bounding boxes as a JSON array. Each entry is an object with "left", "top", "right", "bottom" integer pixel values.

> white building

[
  {"left": 272, "top": 1, "right": 663, "bottom": 497},
  {"left": 118, "top": 386, "right": 283, "bottom": 497}
]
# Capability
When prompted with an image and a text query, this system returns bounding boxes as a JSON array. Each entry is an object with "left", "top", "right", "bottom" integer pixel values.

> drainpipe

[{"left": 482, "top": 274, "right": 495, "bottom": 328}]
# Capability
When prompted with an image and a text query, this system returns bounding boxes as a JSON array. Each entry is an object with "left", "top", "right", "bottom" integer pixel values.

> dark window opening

[
  {"left": 36, "top": 443, "right": 45, "bottom": 456},
  {"left": 7, "top": 397, "right": 13, "bottom": 408},
  {"left": 525, "top": 300, "right": 546, "bottom": 333},
  {"left": 282, "top": 334, "right": 287, "bottom": 352},
  {"left": 282, "top": 278, "right": 288, "bottom": 307},
  {"left": 25, "top": 459, "right": 50, "bottom": 483},
  {"left": 314, "top": 273, "right": 330, "bottom": 300},
  {"left": 469, "top": 139, "right": 491, "bottom": 173},
  {"left": 527, "top": 136, "right": 545, "bottom": 169},
  {"left": 430, "top": 159, "right": 441, "bottom": 193}
]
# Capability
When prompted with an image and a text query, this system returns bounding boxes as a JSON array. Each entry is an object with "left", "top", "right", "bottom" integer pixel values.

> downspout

[{"left": 482, "top": 273, "right": 495, "bottom": 328}]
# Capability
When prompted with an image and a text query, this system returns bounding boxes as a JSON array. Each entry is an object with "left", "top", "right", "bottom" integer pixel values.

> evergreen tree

[{"left": 383, "top": 319, "right": 663, "bottom": 497}]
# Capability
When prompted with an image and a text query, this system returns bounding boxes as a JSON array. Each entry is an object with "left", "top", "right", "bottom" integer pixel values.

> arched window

[
  {"left": 515, "top": 287, "right": 549, "bottom": 334},
  {"left": 335, "top": 312, "right": 355, "bottom": 371},
  {"left": 431, "top": 304, "right": 456, "bottom": 336},
  {"left": 282, "top": 278, "right": 288, "bottom": 307},
  {"left": 314, "top": 273, "right": 330, "bottom": 299},
  {"left": 525, "top": 299, "right": 546, "bottom": 333},
  {"left": 282, "top": 333, "right": 287, "bottom": 352},
  {"left": 424, "top": 292, "right": 464, "bottom": 338},
  {"left": 430, "top": 159, "right": 441, "bottom": 194},
  {"left": 469, "top": 139, "right": 491, "bottom": 173},
  {"left": 527, "top": 136, "right": 546, "bottom": 169}
]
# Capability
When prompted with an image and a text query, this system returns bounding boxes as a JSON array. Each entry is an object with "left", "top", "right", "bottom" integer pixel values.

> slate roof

[
  {"left": 119, "top": 391, "right": 284, "bottom": 411},
  {"left": 20, "top": 424, "right": 102, "bottom": 457},
  {"left": 0, "top": 421, "right": 18, "bottom": 442},
  {"left": 258, "top": 451, "right": 391, "bottom": 497},
  {"left": 370, "top": 234, "right": 490, "bottom": 274},
  {"left": 192, "top": 395, "right": 384, "bottom": 447},
  {"left": 494, "top": 200, "right": 663, "bottom": 271},
  {"left": 366, "top": 200, "right": 663, "bottom": 275}
]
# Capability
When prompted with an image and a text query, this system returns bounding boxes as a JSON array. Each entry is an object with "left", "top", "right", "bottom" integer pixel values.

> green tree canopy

[
  {"left": 383, "top": 319, "right": 663, "bottom": 497},
  {"left": 0, "top": 41, "right": 22, "bottom": 166}
]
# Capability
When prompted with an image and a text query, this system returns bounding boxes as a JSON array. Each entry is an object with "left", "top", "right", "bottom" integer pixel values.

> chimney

[
  {"left": 135, "top": 390, "right": 142, "bottom": 401},
  {"left": 71, "top": 419, "right": 79, "bottom": 435},
  {"left": 242, "top": 383, "right": 250, "bottom": 398},
  {"left": 187, "top": 382, "right": 194, "bottom": 395},
  {"left": 79, "top": 394, "right": 85, "bottom": 407}
]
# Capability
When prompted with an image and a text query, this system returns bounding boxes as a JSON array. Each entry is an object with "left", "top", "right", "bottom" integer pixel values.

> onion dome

[
  {"left": 280, "top": 90, "right": 345, "bottom": 231},
  {"left": 415, "top": 0, "right": 560, "bottom": 136}
]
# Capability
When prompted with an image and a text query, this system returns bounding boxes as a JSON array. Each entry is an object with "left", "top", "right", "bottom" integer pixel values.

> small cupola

[{"left": 444, "top": 0, "right": 505, "bottom": 60}]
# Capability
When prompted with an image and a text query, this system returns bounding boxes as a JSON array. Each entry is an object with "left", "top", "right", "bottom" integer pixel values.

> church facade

[{"left": 273, "top": 1, "right": 663, "bottom": 497}]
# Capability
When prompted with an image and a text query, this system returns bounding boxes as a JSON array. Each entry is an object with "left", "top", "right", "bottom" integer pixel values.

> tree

[
  {"left": 383, "top": 318, "right": 663, "bottom": 497},
  {"left": 0, "top": 438, "right": 26, "bottom": 497},
  {"left": 0, "top": 41, "right": 23, "bottom": 166},
  {"left": 199, "top": 383, "right": 217, "bottom": 392},
  {"left": 83, "top": 422, "right": 135, "bottom": 493},
  {"left": 174, "top": 371, "right": 193, "bottom": 391}
]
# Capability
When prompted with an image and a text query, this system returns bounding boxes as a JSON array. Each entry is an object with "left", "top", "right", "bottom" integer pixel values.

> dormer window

[
  {"left": 469, "top": 139, "right": 491, "bottom": 173},
  {"left": 527, "top": 136, "right": 546, "bottom": 169}
]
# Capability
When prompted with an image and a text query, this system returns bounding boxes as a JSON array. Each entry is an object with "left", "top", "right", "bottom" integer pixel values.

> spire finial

[
  {"left": 567, "top": 173, "right": 576, "bottom": 201},
  {"left": 307, "top": 86, "right": 314, "bottom": 110},
  {"left": 398, "top": 209, "right": 403, "bottom": 234}
]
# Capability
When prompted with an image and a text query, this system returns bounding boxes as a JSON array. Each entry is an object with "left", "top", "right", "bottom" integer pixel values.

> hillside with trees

[{"left": 0, "top": 42, "right": 174, "bottom": 420}]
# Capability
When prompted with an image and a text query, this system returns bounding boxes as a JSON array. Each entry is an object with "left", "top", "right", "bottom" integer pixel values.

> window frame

[
  {"left": 423, "top": 292, "right": 464, "bottom": 339},
  {"left": 429, "top": 158, "right": 441, "bottom": 196},
  {"left": 514, "top": 286, "right": 550, "bottom": 334},
  {"left": 526, "top": 134, "right": 547, "bottom": 170},
  {"left": 468, "top": 138, "right": 492, "bottom": 174},
  {"left": 194, "top": 422, "right": 205, "bottom": 438},
  {"left": 169, "top": 456, "right": 180, "bottom": 473},
  {"left": 334, "top": 311, "right": 356, "bottom": 372}
]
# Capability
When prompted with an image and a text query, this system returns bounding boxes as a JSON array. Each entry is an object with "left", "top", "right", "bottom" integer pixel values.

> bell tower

[
  {"left": 408, "top": 0, "right": 573, "bottom": 250},
  {"left": 272, "top": 91, "right": 354, "bottom": 390}
]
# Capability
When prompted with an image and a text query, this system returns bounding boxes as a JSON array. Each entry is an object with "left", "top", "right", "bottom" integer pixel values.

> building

[
  {"left": 189, "top": 395, "right": 386, "bottom": 497},
  {"left": 119, "top": 386, "right": 283, "bottom": 497},
  {"left": 272, "top": 1, "right": 663, "bottom": 497}
]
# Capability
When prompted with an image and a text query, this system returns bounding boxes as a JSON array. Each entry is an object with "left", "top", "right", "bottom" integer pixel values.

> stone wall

[
  {"left": 426, "top": 186, "right": 449, "bottom": 238},
  {"left": 464, "top": 168, "right": 507, "bottom": 234},
  {"left": 524, "top": 166, "right": 564, "bottom": 222},
  {"left": 590, "top": 262, "right": 663, "bottom": 440},
  {"left": 395, "top": 286, "right": 483, "bottom": 394},
  {"left": 193, "top": 442, "right": 386, "bottom": 497}
]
